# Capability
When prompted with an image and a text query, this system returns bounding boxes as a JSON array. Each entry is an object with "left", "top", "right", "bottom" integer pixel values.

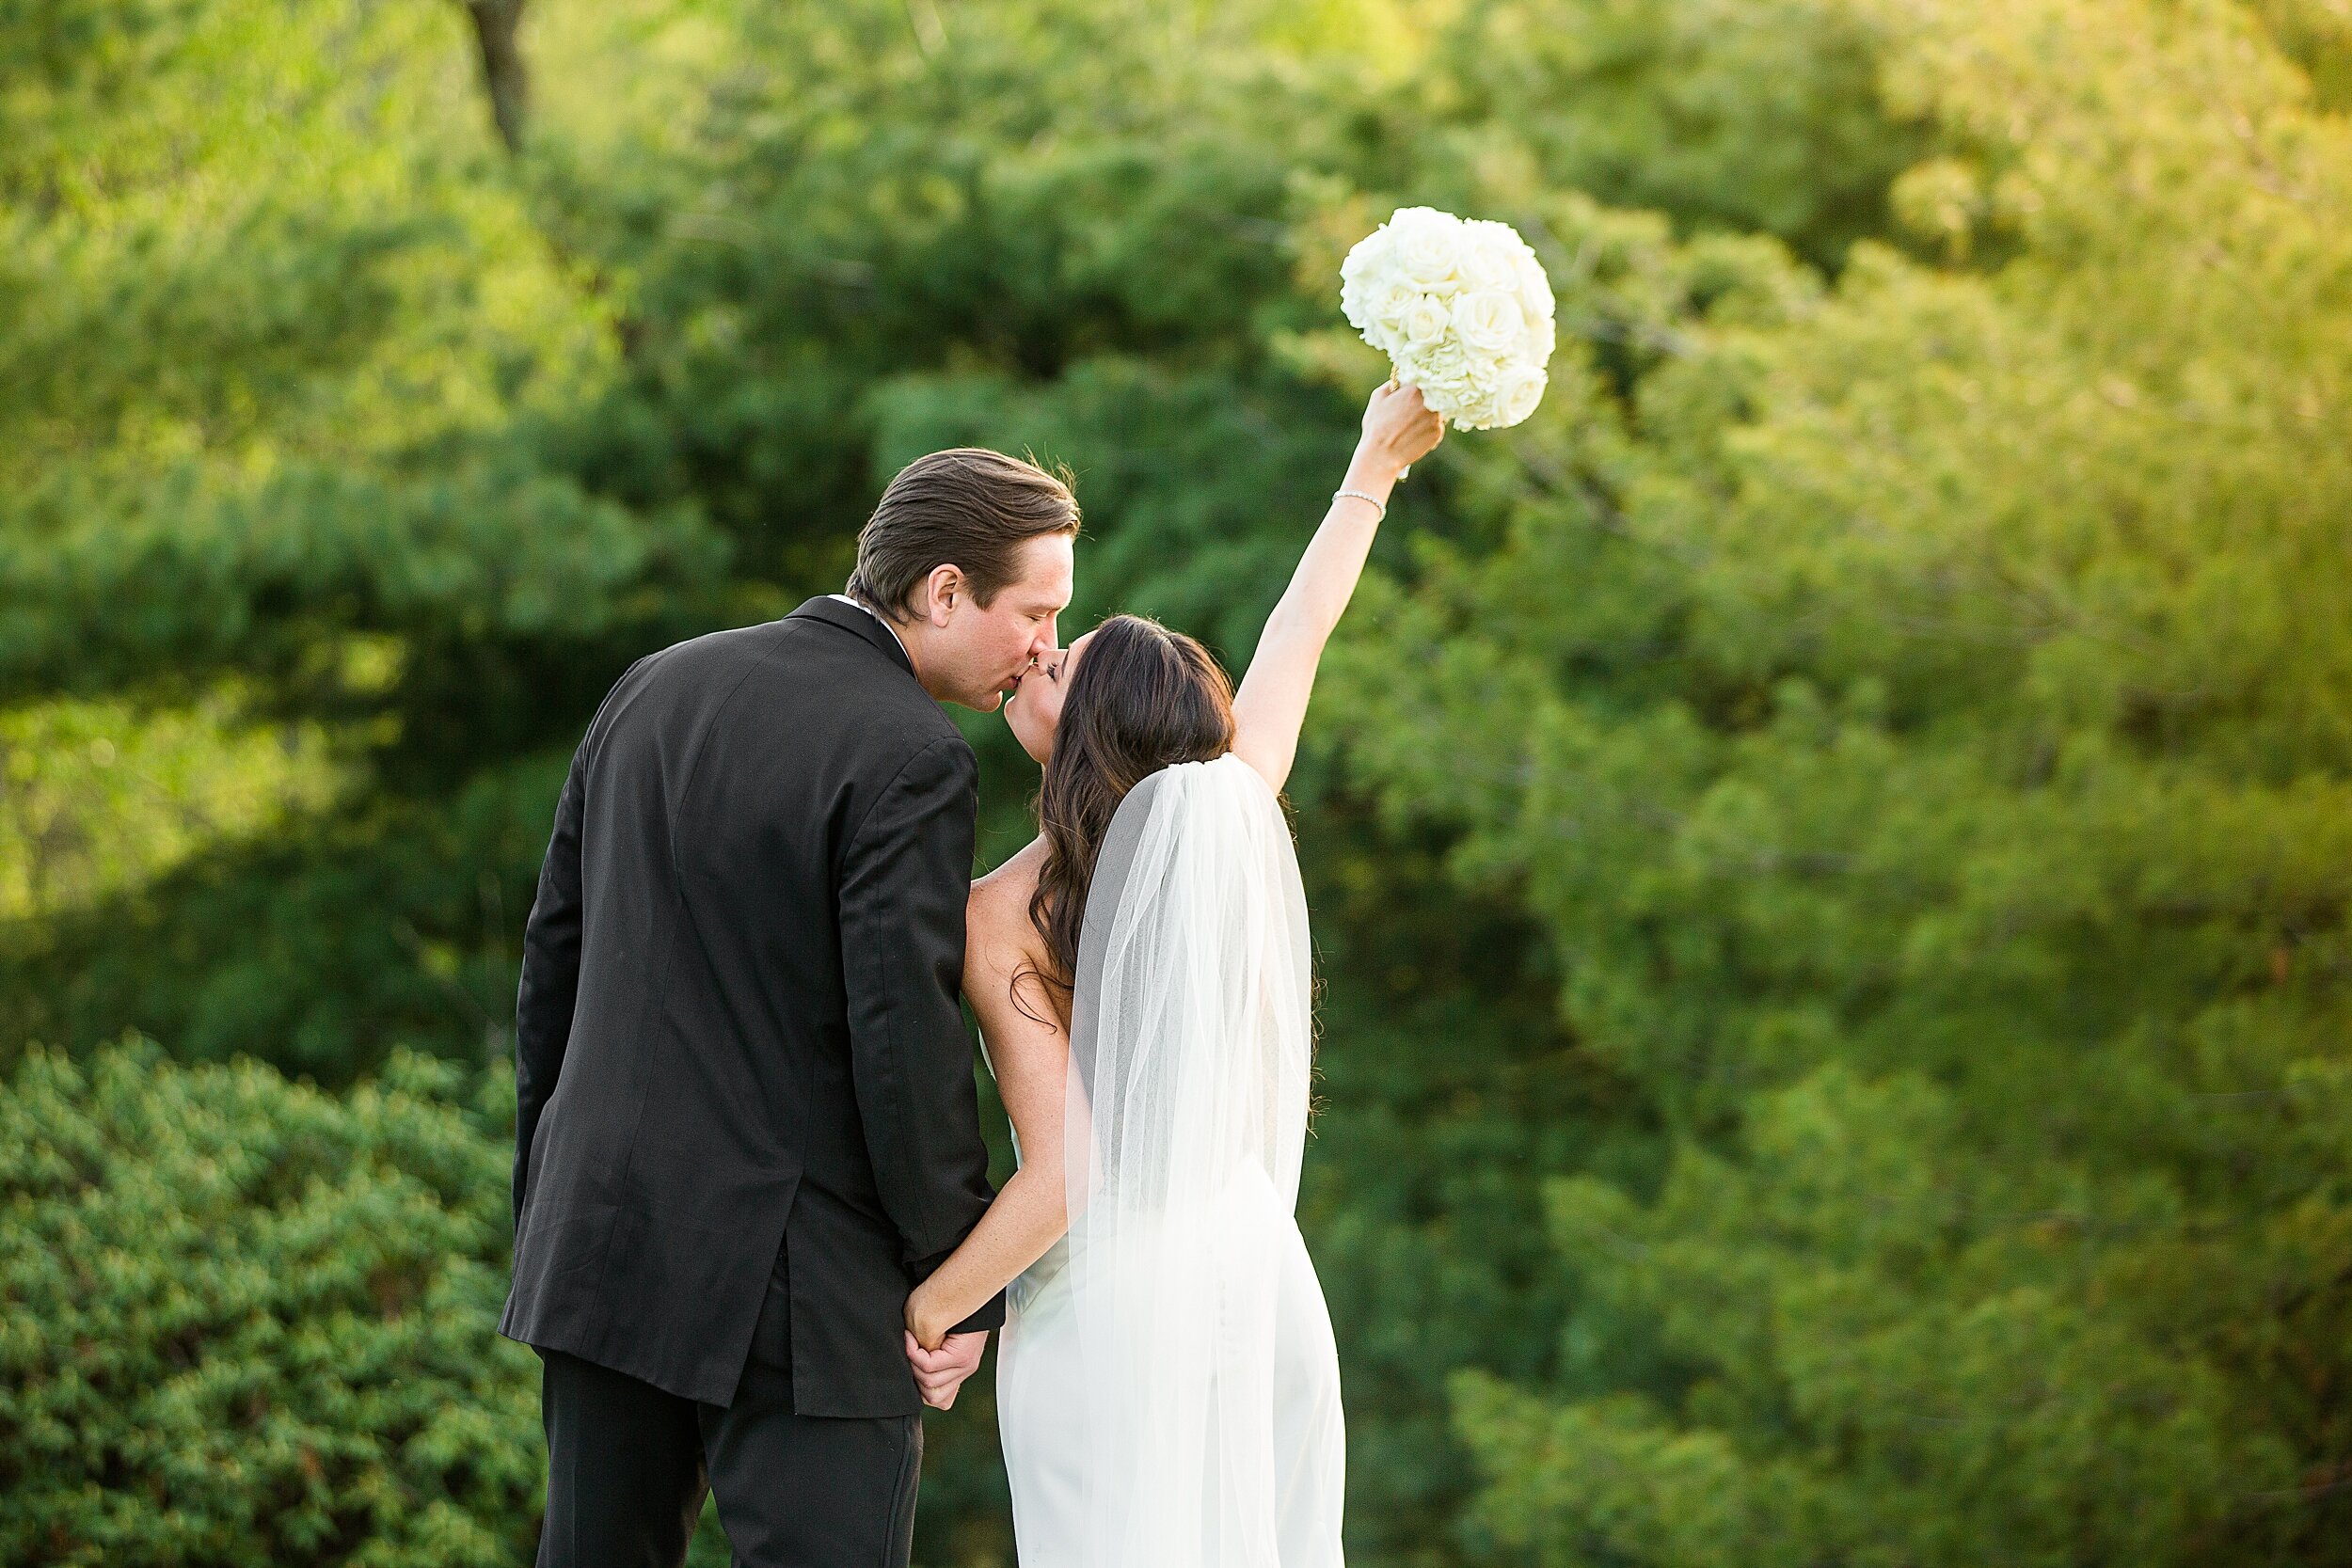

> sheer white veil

[{"left": 1061, "top": 752, "right": 1315, "bottom": 1567}]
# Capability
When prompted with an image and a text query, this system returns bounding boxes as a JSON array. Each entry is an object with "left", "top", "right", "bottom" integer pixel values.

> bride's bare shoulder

[
  {"left": 967, "top": 838, "right": 1062, "bottom": 1034},
  {"left": 968, "top": 836, "right": 1048, "bottom": 949}
]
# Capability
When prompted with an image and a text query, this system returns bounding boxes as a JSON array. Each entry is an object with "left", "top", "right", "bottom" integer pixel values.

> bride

[{"left": 904, "top": 379, "right": 1445, "bottom": 1566}]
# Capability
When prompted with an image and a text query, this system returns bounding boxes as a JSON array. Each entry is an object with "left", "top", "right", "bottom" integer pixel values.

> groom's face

[{"left": 933, "top": 533, "right": 1073, "bottom": 711}]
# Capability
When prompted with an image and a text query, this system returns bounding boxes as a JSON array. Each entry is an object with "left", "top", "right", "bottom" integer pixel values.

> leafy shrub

[{"left": 0, "top": 1040, "right": 541, "bottom": 1566}]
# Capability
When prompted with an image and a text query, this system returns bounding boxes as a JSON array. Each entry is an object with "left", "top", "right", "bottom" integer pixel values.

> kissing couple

[{"left": 501, "top": 378, "right": 1447, "bottom": 1567}]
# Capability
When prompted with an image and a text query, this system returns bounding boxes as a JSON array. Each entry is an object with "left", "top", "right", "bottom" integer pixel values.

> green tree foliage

[
  {"left": 0, "top": 0, "right": 714, "bottom": 705},
  {"left": 0, "top": 1042, "right": 539, "bottom": 1564},
  {"left": 1327, "top": 0, "right": 2352, "bottom": 1560},
  {"left": 0, "top": 693, "right": 337, "bottom": 922},
  {"left": 1416, "top": 0, "right": 1923, "bottom": 264},
  {"left": 0, "top": 0, "right": 724, "bottom": 1072}
]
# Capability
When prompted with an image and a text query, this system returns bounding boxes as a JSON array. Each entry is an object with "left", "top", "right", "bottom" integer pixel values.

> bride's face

[{"left": 1004, "top": 628, "right": 1093, "bottom": 765}]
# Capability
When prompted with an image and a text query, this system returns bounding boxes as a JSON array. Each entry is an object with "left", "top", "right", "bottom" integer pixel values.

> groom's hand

[{"left": 905, "top": 1329, "right": 987, "bottom": 1410}]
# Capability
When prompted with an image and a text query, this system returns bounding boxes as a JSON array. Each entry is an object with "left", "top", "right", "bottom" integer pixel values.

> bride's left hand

[
  {"left": 1357, "top": 378, "right": 1445, "bottom": 480},
  {"left": 905, "top": 1327, "right": 986, "bottom": 1409},
  {"left": 905, "top": 1285, "right": 951, "bottom": 1353}
]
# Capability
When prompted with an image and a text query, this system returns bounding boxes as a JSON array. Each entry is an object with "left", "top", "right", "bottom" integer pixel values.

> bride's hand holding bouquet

[{"left": 1348, "top": 377, "right": 1447, "bottom": 494}]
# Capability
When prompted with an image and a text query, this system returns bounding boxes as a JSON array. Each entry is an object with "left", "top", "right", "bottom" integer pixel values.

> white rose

[
  {"left": 1397, "top": 294, "right": 1452, "bottom": 351},
  {"left": 1386, "top": 206, "right": 1454, "bottom": 239},
  {"left": 1452, "top": 289, "right": 1525, "bottom": 355},
  {"left": 1515, "top": 255, "right": 1555, "bottom": 322},
  {"left": 1389, "top": 212, "right": 1466, "bottom": 293},
  {"left": 1340, "top": 230, "right": 1391, "bottom": 286},
  {"left": 1457, "top": 238, "right": 1518, "bottom": 294},
  {"left": 1493, "top": 363, "right": 1548, "bottom": 427},
  {"left": 1518, "top": 313, "right": 1556, "bottom": 364},
  {"left": 1342, "top": 235, "right": 1401, "bottom": 338},
  {"left": 1368, "top": 276, "right": 1422, "bottom": 329}
]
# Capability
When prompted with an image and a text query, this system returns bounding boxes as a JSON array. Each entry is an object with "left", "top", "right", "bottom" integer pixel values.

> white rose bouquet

[{"left": 1339, "top": 206, "right": 1557, "bottom": 431}]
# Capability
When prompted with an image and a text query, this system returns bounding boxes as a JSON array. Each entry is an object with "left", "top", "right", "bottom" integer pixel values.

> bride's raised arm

[{"left": 1231, "top": 380, "right": 1445, "bottom": 794}]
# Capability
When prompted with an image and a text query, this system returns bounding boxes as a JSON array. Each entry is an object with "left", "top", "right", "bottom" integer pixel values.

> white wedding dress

[{"left": 983, "top": 756, "right": 1346, "bottom": 1568}]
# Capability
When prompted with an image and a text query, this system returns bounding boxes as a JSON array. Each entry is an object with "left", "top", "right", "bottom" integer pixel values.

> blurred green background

[{"left": 3, "top": 0, "right": 2349, "bottom": 1562}]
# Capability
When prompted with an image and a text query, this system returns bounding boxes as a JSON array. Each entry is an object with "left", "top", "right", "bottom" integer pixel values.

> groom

[{"left": 500, "top": 447, "right": 1079, "bottom": 1568}]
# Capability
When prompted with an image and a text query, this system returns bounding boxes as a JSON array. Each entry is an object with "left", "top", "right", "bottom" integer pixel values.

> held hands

[
  {"left": 904, "top": 1281, "right": 984, "bottom": 1410},
  {"left": 1356, "top": 378, "right": 1446, "bottom": 483},
  {"left": 905, "top": 1280, "right": 955, "bottom": 1354},
  {"left": 903, "top": 1328, "right": 987, "bottom": 1411}
]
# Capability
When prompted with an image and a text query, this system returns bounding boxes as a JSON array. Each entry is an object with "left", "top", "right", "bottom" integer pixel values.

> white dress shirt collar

[{"left": 828, "top": 593, "right": 912, "bottom": 661}]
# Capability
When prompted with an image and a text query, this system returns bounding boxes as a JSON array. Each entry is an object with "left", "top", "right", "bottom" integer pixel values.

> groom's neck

[{"left": 885, "top": 615, "right": 956, "bottom": 705}]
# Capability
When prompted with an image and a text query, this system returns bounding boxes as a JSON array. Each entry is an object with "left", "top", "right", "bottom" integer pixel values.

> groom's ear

[{"left": 919, "top": 563, "right": 970, "bottom": 626}]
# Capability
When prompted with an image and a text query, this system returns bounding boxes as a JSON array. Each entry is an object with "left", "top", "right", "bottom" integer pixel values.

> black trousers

[{"left": 533, "top": 1256, "right": 922, "bottom": 1568}]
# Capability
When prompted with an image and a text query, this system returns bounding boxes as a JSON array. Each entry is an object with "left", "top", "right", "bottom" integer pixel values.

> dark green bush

[{"left": 0, "top": 1040, "right": 540, "bottom": 1566}]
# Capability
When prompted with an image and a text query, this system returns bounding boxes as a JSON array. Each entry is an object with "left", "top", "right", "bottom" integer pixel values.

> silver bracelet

[{"left": 1332, "top": 488, "right": 1386, "bottom": 522}]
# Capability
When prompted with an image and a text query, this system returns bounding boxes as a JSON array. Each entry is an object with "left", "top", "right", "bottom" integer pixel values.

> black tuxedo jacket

[{"left": 499, "top": 596, "right": 1003, "bottom": 1414}]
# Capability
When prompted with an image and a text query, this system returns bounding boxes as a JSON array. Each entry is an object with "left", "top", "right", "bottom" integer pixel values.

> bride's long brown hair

[{"left": 1022, "top": 614, "right": 1236, "bottom": 1021}]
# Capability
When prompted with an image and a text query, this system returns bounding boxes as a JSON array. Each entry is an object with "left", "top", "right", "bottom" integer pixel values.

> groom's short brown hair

[{"left": 846, "top": 448, "right": 1081, "bottom": 622}]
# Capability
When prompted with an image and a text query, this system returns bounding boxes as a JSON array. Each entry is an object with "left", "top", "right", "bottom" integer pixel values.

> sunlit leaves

[{"left": 1333, "top": 2, "right": 2352, "bottom": 1561}]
